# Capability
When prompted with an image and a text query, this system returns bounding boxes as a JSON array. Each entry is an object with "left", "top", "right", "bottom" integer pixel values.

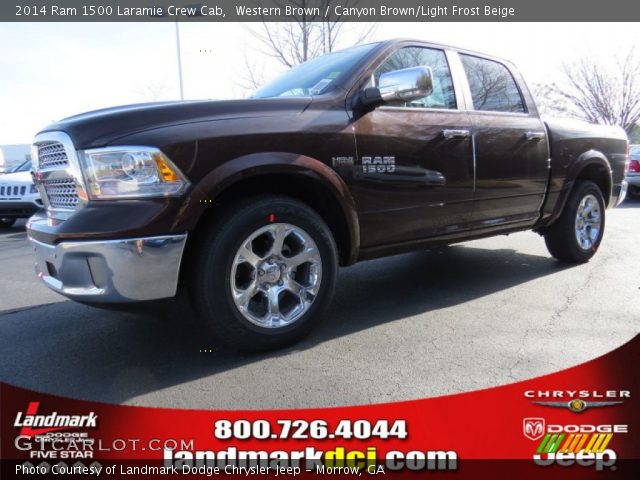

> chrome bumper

[
  {"left": 615, "top": 180, "right": 628, "bottom": 207},
  {"left": 28, "top": 234, "right": 187, "bottom": 303}
]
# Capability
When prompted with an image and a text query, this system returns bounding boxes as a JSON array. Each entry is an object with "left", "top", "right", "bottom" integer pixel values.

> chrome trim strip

[
  {"left": 445, "top": 49, "right": 472, "bottom": 111},
  {"left": 471, "top": 133, "right": 477, "bottom": 192},
  {"left": 378, "top": 106, "right": 464, "bottom": 114}
]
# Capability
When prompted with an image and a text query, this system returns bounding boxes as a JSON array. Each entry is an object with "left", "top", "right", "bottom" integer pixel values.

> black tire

[
  {"left": 544, "top": 180, "right": 606, "bottom": 263},
  {"left": 0, "top": 218, "right": 16, "bottom": 228},
  {"left": 189, "top": 195, "right": 338, "bottom": 351}
]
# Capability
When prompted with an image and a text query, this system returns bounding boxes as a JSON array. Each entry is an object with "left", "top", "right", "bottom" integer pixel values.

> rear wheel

[
  {"left": 0, "top": 218, "right": 16, "bottom": 228},
  {"left": 190, "top": 196, "right": 338, "bottom": 351},
  {"left": 544, "top": 181, "right": 605, "bottom": 263}
]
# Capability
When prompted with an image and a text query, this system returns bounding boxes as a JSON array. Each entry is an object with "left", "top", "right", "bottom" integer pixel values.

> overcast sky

[{"left": 0, "top": 22, "right": 637, "bottom": 144}]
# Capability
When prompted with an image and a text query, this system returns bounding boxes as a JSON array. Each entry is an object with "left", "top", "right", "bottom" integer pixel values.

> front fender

[{"left": 173, "top": 152, "right": 360, "bottom": 264}]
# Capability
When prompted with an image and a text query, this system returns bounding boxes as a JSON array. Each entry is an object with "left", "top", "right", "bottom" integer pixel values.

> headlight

[{"left": 80, "top": 147, "right": 189, "bottom": 199}]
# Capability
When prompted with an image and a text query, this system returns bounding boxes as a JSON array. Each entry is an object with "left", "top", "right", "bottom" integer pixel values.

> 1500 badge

[
  {"left": 362, "top": 156, "right": 396, "bottom": 173},
  {"left": 331, "top": 156, "right": 396, "bottom": 173}
]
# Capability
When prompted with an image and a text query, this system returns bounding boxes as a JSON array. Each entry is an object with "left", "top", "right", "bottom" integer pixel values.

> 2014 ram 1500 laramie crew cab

[{"left": 27, "top": 40, "right": 629, "bottom": 350}]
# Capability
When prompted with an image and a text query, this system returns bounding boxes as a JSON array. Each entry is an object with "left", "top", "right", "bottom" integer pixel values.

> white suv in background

[{"left": 0, "top": 160, "right": 43, "bottom": 228}]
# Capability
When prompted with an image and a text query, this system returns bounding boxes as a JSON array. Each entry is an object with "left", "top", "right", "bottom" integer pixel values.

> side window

[
  {"left": 460, "top": 54, "right": 525, "bottom": 113},
  {"left": 374, "top": 47, "right": 457, "bottom": 110}
]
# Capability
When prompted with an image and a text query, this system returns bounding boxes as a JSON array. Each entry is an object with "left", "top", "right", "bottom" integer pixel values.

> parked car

[
  {"left": 626, "top": 144, "right": 640, "bottom": 198},
  {"left": 27, "top": 39, "right": 628, "bottom": 350},
  {"left": 0, "top": 160, "right": 43, "bottom": 228}
]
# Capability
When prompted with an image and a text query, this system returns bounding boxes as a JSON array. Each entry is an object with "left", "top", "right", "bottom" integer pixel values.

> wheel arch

[
  {"left": 542, "top": 150, "right": 612, "bottom": 229},
  {"left": 570, "top": 151, "right": 613, "bottom": 206},
  {"left": 177, "top": 152, "right": 360, "bottom": 267}
]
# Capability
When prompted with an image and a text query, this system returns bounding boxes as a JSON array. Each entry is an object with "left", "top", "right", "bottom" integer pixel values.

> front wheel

[
  {"left": 544, "top": 180, "right": 605, "bottom": 263},
  {"left": 189, "top": 196, "right": 338, "bottom": 351}
]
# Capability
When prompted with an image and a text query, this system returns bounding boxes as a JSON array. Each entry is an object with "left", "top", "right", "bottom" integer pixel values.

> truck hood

[
  {"left": 39, "top": 98, "right": 313, "bottom": 149},
  {"left": 0, "top": 170, "right": 33, "bottom": 185}
]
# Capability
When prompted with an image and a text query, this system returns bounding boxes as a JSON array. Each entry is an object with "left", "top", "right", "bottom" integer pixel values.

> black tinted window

[
  {"left": 374, "top": 47, "right": 456, "bottom": 109},
  {"left": 460, "top": 54, "right": 525, "bottom": 113},
  {"left": 254, "top": 43, "right": 378, "bottom": 98}
]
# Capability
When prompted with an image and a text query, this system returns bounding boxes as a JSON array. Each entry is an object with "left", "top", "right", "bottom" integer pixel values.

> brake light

[{"left": 630, "top": 160, "right": 640, "bottom": 173}]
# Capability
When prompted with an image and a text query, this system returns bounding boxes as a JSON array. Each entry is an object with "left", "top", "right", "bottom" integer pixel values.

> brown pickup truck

[{"left": 27, "top": 39, "right": 629, "bottom": 350}]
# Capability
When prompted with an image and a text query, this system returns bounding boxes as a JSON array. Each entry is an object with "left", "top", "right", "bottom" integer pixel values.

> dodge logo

[{"left": 523, "top": 417, "right": 545, "bottom": 441}]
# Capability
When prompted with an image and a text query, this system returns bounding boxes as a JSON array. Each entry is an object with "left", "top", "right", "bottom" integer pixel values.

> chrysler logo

[{"left": 532, "top": 400, "right": 623, "bottom": 413}]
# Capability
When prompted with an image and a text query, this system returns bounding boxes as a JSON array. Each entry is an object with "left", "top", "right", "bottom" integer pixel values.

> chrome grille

[
  {"left": 0, "top": 185, "right": 27, "bottom": 197},
  {"left": 36, "top": 141, "right": 69, "bottom": 169},
  {"left": 33, "top": 132, "right": 83, "bottom": 217},
  {"left": 43, "top": 178, "right": 79, "bottom": 209}
]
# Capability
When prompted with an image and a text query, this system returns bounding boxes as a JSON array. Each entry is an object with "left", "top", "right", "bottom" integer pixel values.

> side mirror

[
  {"left": 354, "top": 66, "right": 434, "bottom": 111},
  {"left": 379, "top": 66, "right": 434, "bottom": 103}
]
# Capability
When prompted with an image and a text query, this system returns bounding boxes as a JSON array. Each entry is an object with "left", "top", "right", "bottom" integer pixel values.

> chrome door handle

[
  {"left": 525, "top": 131, "right": 545, "bottom": 141},
  {"left": 442, "top": 129, "right": 471, "bottom": 140}
]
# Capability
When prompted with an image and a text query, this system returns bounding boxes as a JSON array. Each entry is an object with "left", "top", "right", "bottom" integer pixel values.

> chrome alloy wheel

[
  {"left": 574, "top": 194, "right": 602, "bottom": 250},
  {"left": 230, "top": 223, "right": 322, "bottom": 328}
]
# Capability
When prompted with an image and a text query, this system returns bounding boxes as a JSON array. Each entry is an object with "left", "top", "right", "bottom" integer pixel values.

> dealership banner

[{"left": 1, "top": 335, "right": 638, "bottom": 478}]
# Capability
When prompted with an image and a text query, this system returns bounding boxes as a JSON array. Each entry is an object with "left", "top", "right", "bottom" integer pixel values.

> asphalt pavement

[{"left": 1, "top": 199, "right": 639, "bottom": 409}]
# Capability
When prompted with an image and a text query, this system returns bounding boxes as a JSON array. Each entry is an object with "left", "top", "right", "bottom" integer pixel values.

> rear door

[
  {"left": 458, "top": 53, "right": 549, "bottom": 227},
  {"left": 351, "top": 46, "right": 475, "bottom": 247}
]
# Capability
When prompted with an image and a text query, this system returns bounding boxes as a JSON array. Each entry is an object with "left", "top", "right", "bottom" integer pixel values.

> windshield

[
  {"left": 631, "top": 145, "right": 640, "bottom": 160},
  {"left": 253, "top": 43, "right": 379, "bottom": 99},
  {"left": 13, "top": 160, "right": 32, "bottom": 172}
]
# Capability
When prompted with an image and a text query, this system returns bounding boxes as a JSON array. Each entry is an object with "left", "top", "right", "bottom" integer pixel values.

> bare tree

[
  {"left": 242, "top": 53, "right": 267, "bottom": 90},
  {"left": 133, "top": 78, "right": 170, "bottom": 102},
  {"left": 533, "top": 82, "right": 570, "bottom": 117},
  {"left": 241, "top": 1, "right": 375, "bottom": 91},
  {"left": 538, "top": 49, "right": 640, "bottom": 135}
]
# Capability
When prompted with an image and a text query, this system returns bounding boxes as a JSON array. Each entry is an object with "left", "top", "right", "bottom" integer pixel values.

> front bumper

[
  {"left": 614, "top": 180, "right": 628, "bottom": 207},
  {"left": 0, "top": 201, "right": 41, "bottom": 218},
  {"left": 28, "top": 233, "right": 187, "bottom": 303}
]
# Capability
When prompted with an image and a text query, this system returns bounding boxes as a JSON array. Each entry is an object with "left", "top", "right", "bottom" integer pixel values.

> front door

[{"left": 351, "top": 46, "right": 475, "bottom": 248}]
